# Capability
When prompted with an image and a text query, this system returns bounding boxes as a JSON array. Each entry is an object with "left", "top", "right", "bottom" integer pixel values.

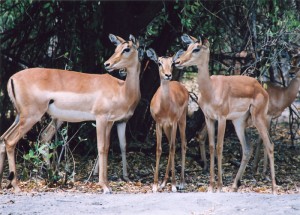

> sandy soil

[{"left": 0, "top": 191, "right": 300, "bottom": 215}]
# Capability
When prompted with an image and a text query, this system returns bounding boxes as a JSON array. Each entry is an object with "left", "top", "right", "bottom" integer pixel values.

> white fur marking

[{"left": 47, "top": 104, "right": 95, "bottom": 122}]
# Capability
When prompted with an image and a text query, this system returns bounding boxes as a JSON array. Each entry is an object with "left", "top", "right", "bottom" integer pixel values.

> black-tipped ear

[
  {"left": 129, "top": 34, "right": 136, "bottom": 44},
  {"left": 198, "top": 35, "right": 202, "bottom": 43},
  {"left": 109, "top": 34, "right": 121, "bottom": 46},
  {"left": 181, "top": 34, "right": 194, "bottom": 45},
  {"left": 146, "top": 48, "right": 158, "bottom": 63},
  {"left": 203, "top": 39, "right": 210, "bottom": 48},
  {"left": 173, "top": 49, "right": 185, "bottom": 62}
]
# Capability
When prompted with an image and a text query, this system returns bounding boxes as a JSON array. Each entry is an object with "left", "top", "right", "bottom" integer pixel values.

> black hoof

[
  {"left": 237, "top": 179, "right": 241, "bottom": 188},
  {"left": 8, "top": 171, "right": 14, "bottom": 181}
]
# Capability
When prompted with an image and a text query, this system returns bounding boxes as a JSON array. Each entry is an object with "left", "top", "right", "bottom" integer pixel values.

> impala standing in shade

[
  {"left": 0, "top": 34, "right": 142, "bottom": 193},
  {"left": 174, "top": 34, "right": 276, "bottom": 194},
  {"left": 147, "top": 48, "right": 189, "bottom": 192}
]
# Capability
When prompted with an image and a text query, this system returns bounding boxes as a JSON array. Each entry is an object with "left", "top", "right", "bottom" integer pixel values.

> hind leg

[
  {"left": 198, "top": 125, "right": 208, "bottom": 172},
  {"left": 253, "top": 118, "right": 271, "bottom": 174},
  {"left": 0, "top": 115, "right": 20, "bottom": 189},
  {"left": 232, "top": 115, "right": 252, "bottom": 191},
  {"left": 5, "top": 114, "right": 42, "bottom": 192},
  {"left": 117, "top": 122, "right": 130, "bottom": 182},
  {"left": 252, "top": 115, "right": 276, "bottom": 194}
]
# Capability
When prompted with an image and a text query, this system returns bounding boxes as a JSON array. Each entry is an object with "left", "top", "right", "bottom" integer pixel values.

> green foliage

[
  {"left": 21, "top": 124, "right": 84, "bottom": 185},
  {"left": 145, "top": 10, "right": 168, "bottom": 38}
]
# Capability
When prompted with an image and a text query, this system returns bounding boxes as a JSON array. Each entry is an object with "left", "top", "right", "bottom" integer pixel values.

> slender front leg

[
  {"left": 103, "top": 121, "right": 113, "bottom": 183},
  {"left": 178, "top": 115, "right": 187, "bottom": 190},
  {"left": 161, "top": 125, "right": 171, "bottom": 189},
  {"left": 153, "top": 123, "right": 162, "bottom": 192},
  {"left": 117, "top": 122, "right": 130, "bottom": 181},
  {"left": 216, "top": 117, "right": 226, "bottom": 192},
  {"left": 205, "top": 117, "right": 215, "bottom": 192},
  {"left": 170, "top": 123, "right": 178, "bottom": 192},
  {"left": 96, "top": 118, "right": 111, "bottom": 194},
  {"left": 0, "top": 141, "right": 6, "bottom": 189},
  {"left": 160, "top": 153, "right": 171, "bottom": 189}
]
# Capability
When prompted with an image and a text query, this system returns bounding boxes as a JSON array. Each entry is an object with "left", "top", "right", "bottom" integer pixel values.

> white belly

[{"left": 47, "top": 103, "right": 95, "bottom": 122}]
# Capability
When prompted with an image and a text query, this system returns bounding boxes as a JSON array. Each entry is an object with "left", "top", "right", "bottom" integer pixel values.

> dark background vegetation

[{"left": 0, "top": 0, "right": 299, "bottom": 187}]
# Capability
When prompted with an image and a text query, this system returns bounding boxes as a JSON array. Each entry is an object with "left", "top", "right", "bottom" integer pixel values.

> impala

[
  {"left": 0, "top": 34, "right": 142, "bottom": 193},
  {"left": 146, "top": 48, "right": 189, "bottom": 192},
  {"left": 253, "top": 54, "right": 300, "bottom": 174},
  {"left": 174, "top": 34, "right": 277, "bottom": 194}
]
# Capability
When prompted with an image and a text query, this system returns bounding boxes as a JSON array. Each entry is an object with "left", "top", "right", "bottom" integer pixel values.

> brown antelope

[
  {"left": 146, "top": 48, "right": 189, "bottom": 192},
  {"left": 0, "top": 34, "right": 142, "bottom": 193},
  {"left": 253, "top": 55, "right": 300, "bottom": 174},
  {"left": 174, "top": 34, "right": 277, "bottom": 194}
]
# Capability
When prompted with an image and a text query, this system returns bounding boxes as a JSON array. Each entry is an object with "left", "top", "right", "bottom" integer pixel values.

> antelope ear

[
  {"left": 129, "top": 34, "right": 140, "bottom": 49},
  {"left": 203, "top": 38, "right": 210, "bottom": 48},
  {"left": 198, "top": 35, "right": 202, "bottom": 43},
  {"left": 109, "top": 34, "right": 125, "bottom": 46},
  {"left": 173, "top": 49, "right": 185, "bottom": 62},
  {"left": 129, "top": 34, "right": 136, "bottom": 44},
  {"left": 146, "top": 48, "right": 158, "bottom": 63},
  {"left": 181, "top": 34, "right": 195, "bottom": 45}
]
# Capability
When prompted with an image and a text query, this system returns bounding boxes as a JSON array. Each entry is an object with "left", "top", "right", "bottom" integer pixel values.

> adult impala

[
  {"left": 146, "top": 48, "right": 189, "bottom": 192},
  {"left": 253, "top": 54, "right": 300, "bottom": 174},
  {"left": 0, "top": 34, "right": 142, "bottom": 193},
  {"left": 174, "top": 34, "right": 277, "bottom": 194}
]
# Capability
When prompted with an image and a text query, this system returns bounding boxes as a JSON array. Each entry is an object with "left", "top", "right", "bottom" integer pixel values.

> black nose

[
  {"left": 104, "top": 63, "right": 110, "bottom": 67},
  {"left": 165, "top": 74, "right": 172, "bottom": 79}
]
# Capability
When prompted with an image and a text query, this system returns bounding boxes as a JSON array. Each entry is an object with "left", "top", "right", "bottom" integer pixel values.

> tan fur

[
  {"left": 175, "top": 34, "right": 277, "bottom": 194},
  {"left": 0, "top": 35, "right": 141, "bottom": 193},
  {"left": 150, "top": 56, "right": 189, "bottom": 192},
  {"left": 253, "top": 56, "right": 300, "bottom": 174}
]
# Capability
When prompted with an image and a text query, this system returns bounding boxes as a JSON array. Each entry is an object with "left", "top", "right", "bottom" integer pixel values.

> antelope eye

[
  {"left": 192, "top": 48, "right": 201, "bottom": 53},
  {"left": 123, "top": 48, "right": 130, "bottom": 53},
  {"left": 158, "top": 62, "right": 162, "bottom": 67}
]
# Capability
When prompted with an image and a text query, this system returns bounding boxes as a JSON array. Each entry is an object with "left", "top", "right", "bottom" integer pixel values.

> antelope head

[
  {"left": 174, "top": 34, "right": 210, "bottom": 68},
  {"left": 104, "top": 34, "right": 141, "bottom": 73},
  {"left": 147, "top": 48, "right": 180, "bottom": 81},
  {"left": 289, "top": 55, "right": 300, "bottom": 78}
]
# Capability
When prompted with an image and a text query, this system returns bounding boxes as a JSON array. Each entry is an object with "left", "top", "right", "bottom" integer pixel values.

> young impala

[
  {"left": 147, "top": 48, "right": 189, "bottom": 192},
  {"left": 0, "top": 34, "right": 142, "bottom": 193},
  {"left": 174, "top": 34, "right": 277, "bottom": 194},
  {"left": 253, "top": 54, "right": 300, "bottom": 174}
]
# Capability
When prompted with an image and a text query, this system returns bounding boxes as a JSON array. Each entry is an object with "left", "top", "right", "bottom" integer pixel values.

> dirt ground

[
  {"left": 0, "top": 191, "right": 299, "bottom": 215},
  {"left": 0, "top": 192, "right": 300, "bottom": 215}
]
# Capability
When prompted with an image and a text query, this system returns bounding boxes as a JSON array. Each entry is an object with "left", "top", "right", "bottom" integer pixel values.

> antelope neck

[
  {"left": 196, "top": 57, "right": 213, "bottom": 101},
  {"left": 160, "top": 79, "right": 171, "bottom": 106},
  {"left": 124, "top": 62, "right": 141, "bottom": 99}
]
